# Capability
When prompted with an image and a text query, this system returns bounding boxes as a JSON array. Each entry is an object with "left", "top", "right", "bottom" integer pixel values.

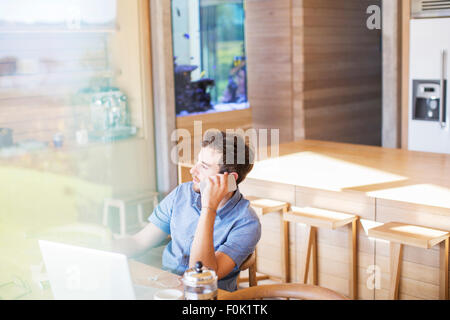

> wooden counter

[
  {"left": 238, "top": 139, "right": 450, "bottom": 300},
  {"left": 247, "top": 139, "right": 450, "bottom": 208}
]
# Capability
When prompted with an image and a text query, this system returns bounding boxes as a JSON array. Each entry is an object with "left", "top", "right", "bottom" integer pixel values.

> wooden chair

[
  {"left": 283, "top": 206, "right": 359, "bottom": 299},
  {"left": 221, "top": 283, "right": 349, "bottom": 300},
  {"left": 368, "top": 221, "right": 449, "bottom": 300},
  {"left": 240, "top": 196, "right": 291, "bottom": 284},
  {"left": 238, "top": 251, "right": 257, "bottom": 287}
]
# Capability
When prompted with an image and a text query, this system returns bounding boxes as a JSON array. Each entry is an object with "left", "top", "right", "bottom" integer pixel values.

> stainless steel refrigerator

[{"left": 409, "top": 1, "right": 450, "bottom": 154}]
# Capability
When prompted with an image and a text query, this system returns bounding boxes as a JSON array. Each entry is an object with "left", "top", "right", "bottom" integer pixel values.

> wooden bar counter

[{"left": 238, "top": 139, "right": 450, "bottom": 300}]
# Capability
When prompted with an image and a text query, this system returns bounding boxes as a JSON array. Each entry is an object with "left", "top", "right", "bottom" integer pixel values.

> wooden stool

[
  {"left": 368, "top": 221, "right": 449, "bottom": 300},
  {"left": 238, "top": 251, "right": 257, "bottom": 287},
  {"left": 102, "top": 191, "right": 159, "bottom": 238},
  {"left": 241, "top": 196, "right": 291, "bottom": 284},
  {"left": 284, "top": 206, "right": 359, "bottom": 299}
]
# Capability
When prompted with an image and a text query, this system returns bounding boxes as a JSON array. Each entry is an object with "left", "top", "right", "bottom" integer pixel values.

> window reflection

[
  {"left": 0, "top": 0, "right": 116, "bottom": 29},
  {"left": 0, "top": 1, "right": 156, "bottom": 300},
  {"left": 0, "top": 0, "right": 138, "bottom": 148}
]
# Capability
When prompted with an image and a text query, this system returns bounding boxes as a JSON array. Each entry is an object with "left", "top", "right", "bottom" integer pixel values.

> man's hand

[
  {"left": 201, "top": 172, "right": 230, "bottom": 211},
  {"left": 111, "top": 223, "right": 168, "bottom": 258}
]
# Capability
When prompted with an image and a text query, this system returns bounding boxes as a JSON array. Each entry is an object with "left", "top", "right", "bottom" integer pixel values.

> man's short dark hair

[{"left": 201, "top": 130, "right": 254, "bottom": 185}]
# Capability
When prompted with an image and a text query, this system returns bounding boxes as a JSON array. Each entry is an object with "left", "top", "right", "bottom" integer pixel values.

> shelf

[
  {"left": 0, "top": 27, "right": 119, "bottom": 34},
  {"left": 0, "top": 134, "right": 145, "bottom": 163},
  {"left": 0, "top": 69, "right": 120, "bottom": 80}
]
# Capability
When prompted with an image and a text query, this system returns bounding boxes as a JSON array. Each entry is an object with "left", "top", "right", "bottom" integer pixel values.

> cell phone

[{"left": 199, "top": 174, "right": 237, "bottom": 194}]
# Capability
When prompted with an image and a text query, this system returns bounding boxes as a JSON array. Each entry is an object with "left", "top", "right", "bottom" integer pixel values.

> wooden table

[
  {"left": 18, "top": 260, "right": 225, "bottom": 300},
  {"left": 129, "top": 260, "right": 227, "bottom": 299},
  {"left": 238, "top": 139, "right": 450, "bottom": 300}
]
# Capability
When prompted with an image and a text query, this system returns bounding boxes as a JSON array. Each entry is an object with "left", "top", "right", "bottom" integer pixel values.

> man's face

[{"left": 190, "top": 147, "right": 222, "bottom": 193}]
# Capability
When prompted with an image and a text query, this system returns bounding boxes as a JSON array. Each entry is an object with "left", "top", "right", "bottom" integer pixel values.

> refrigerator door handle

[{"left": 440, "top": 49, "right": 447, "bottom": 129}]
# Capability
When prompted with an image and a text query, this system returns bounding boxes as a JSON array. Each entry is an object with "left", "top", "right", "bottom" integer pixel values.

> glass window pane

[{"left": 0, "top": 0, "right": 156, "bottom": 299}]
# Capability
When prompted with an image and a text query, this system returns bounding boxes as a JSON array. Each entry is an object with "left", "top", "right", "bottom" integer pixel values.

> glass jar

[{"left": 182, "top": 261, "right": 218, "bottom": 300}]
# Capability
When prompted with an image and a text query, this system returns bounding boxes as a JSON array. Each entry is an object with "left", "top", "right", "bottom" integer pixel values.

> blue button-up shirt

[{"left": 148, "top": 182, "right": 261, "bottom": 292}]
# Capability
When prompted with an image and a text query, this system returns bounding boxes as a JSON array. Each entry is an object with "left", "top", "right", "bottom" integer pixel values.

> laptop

[{"left": 38, "top": 240, "right": 160, "bottom": 300}]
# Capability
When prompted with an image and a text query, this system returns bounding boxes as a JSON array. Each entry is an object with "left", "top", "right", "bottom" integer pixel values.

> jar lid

[{"left": 182, "top": 261, "right": 217, "bottom": 286}]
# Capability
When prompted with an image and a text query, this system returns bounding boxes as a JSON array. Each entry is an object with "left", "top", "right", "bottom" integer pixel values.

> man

[{"left": 112, "top": 130, "right": 261, "bottom": 292}]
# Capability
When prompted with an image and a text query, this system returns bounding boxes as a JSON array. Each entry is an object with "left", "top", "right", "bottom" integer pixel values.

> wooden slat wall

[
  {"left": 292, "top": 0, "right": 305, "bottom": 141},
  {"left": 301, "top": 0, "right": 382, "bottom": 146},
  {"left": 246, "top": 0, "right": 382, "bottom": 145},
  {"left": 245, "top": 0, "right": 294, "bottom": 143}
]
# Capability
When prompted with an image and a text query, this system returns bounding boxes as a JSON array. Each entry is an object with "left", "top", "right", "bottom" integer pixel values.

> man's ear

[{"left": 230, "top": 172, "right": 238, "bottom": 182}]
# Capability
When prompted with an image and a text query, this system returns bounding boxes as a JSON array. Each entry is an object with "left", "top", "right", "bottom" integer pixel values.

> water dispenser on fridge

[{"left": 412, "top": 81, "right": 446, "bottom": 122}]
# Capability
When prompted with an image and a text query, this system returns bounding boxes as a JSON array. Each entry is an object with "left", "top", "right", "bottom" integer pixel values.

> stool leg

[
  {"left": 253, "top": 246, "right": 258, "bottom": 270},
  {"left": 439, "top": 237, "right": 449, "bottom": 300},
  {"left": 249, "top": 248, "right": 258, "bottom": 287},
  {"left": 249, "top": 261, "right": 257, "bottom": 287},
  {"left": 311, "top": 227, "right": 318, "bottom": 285},
  {"left": 348, "top": 219, "right": 358, "bottom": 300},
  {"left": 389, "top": 242, "right": 403, "bottom": 300},
  {"left": 281, "top": 207, "right": 290, "bottom": 283},
  {"left": 301, "top": 225, "right": 315, "bottom": 284}
]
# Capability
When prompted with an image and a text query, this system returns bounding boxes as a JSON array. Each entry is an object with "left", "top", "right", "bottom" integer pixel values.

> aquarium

[{"left": 171, "top": 0, "right": 249, "bottom": 116}]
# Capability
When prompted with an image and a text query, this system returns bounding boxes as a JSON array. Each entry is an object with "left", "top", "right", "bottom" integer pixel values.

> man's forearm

[
  {"left": 110, "top": 222, "right": 169, "bottom": 258},
  {"left": 111, "top": 237, "right": 142, "bottom": 258},
  {"left": 189, "top": 208, "right": 217, "bottom": 271}
]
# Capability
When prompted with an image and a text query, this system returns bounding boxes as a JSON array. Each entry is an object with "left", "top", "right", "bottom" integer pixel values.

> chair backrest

[
  {"left": 220, "top": 283, "right": 349, "bottom": 300},
  {"left": 239, "top": 251, "right": 256, "bottom": 271},
  {"left": 178, "top": 163, "right": 194, "bottom": 184}
]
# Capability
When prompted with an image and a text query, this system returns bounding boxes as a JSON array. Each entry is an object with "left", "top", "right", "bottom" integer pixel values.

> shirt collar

[{"left": 191, "top": 183, "right": 242, "bottom": 220}]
